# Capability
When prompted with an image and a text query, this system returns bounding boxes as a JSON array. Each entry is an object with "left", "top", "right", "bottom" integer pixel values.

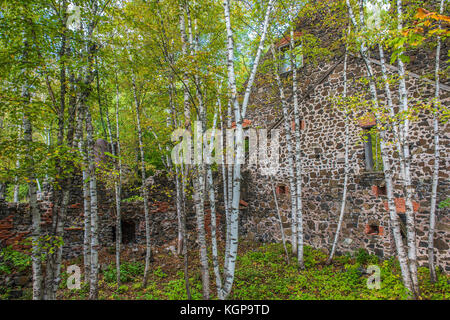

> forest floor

[
  {"left": 52, "top": 240, "right": 450, "bottom": 300},
  {"left": 2, "top": 240, "right": 449, "bottom": 300}
]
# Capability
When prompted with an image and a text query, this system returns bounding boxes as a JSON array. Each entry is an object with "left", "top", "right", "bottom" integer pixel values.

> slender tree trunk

[
  {"left": 104, "top": 72, "right": 122, "bottom": 286},
  {"left": 77, "top": 104, "right": 91, "bottom": 280},
  {"left": 192, "top": 120, "right": 210, "bottom": 300},
  {"left": 224, "top": 101, "right": 233, "bottom": 270},
  {"left": 21, "top": 36, "right": 42, "bottom": 299},
  {"left": 95, "top": 56, "right": 107, "bottom": 139},
  {"left": 186, "top": 4, "right": 210, "bottom": 299},
  {"left": 86, "top": 107, "right": 99, "bottom": 300},
  {"left": 14, "top": 159, "right": 20, "bottom": 203},
  {"left": 114, "top": 72, "right": 123, "bottom": 286},
  {"left": 428, "top": 0, "right": 444, "bottom": 284},
  {"left": 270, "top": 177, "right": 289, "bottom": 264},
  {"left": 206, "top": 111, "right": 224, "bottom": 299},
  {"left": 270, "top": 44, "right": 298, "bottom": 257},
  {"left": 289, "top": 23, "right": 304, "bottom": 268},
  {"left": 179, "top": 4, "right": 191, "bottom": 298},
  {"left": 168, "top": 79, "right": 183, "bottom": 256},
  {"left": 346, "top": 0, "right": 414, "bottom": 296},
  {"left": 50, "top": 70, "right": 79, "bottom": 299},
  {"left": 328, "top": 36, "right": 350, "bottom": 264},
  {"left": 132, "top": 76, "right": 152, "bottom": 287},
  {"left": 396, "top": 0, "right": 419, "bottom": 297},
  {"left": 180, "top": 165, "right": 191, "bottom": 299},
  {"left": 221, "top": 0, "right": 274, "bottom": 298}
]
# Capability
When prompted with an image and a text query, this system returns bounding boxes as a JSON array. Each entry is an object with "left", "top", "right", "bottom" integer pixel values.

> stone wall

[
  {"left": 0, "top": 170, "right": 228, "bottom": 261},
  {"left": 241, "top": 46, "right": 450, "bottom": 272}
]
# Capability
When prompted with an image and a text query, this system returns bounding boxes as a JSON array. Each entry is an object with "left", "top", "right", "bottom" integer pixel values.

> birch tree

[
  {"left": 114, "top": 71, "right": 123, "bottom": 285},
  {"left": 428, "top": 0, "right": 445, "bottom": 283},
  {"left": 270, "top": 176, "right": 289, "bottom": 263},
  {"left": 346, "top": 0, "right": 415, "bottom": 297},
  {"left": 186, "top": 2, "right": 210, "bottom": 299},
  {"left": 206, "top": 108, "right": 223, "bottom": 299},
  {"left": 20, "top": 31, "right": 43, "bottom": 300},
  {"left": 394, "top": 0, "right": 419, "bottom": 296},
  {"left": 78, "top": 105, "right": 91, "bottom": 279},
  {"left": 289, "top": 19, "right": 305, "bottom": 269},
  {"left": 220, "top": 0, "right": 275, "bottom": 299},
  {"left": 178, "top": 3, "right": 192, "bottom": 298},
  {"left": 327, "top": 27, "right": 350, "bottom": 264},
  {"left": 132, "top": 75, "right": 152, "bottom": 287},
  {"left": 269, "top": 44, "right": 298, "bottom": 257}
]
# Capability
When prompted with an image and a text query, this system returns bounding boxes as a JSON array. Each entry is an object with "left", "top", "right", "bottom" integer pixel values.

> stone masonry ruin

[{"left": 0, "top": 13, "right": 449, "bottom": 275}]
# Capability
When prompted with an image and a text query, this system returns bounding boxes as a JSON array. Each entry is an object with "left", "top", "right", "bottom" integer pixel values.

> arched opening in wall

[{"left": 111, "top": 219, "right": 136, "bottom": 244}]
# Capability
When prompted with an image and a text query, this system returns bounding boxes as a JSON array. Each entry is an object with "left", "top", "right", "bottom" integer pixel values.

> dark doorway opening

[
  {"left": 111, "top": 219, "right": 136, "bottom": 244},
  {"left": 367, "top": 225, "right": 380, "bottom": 235}
]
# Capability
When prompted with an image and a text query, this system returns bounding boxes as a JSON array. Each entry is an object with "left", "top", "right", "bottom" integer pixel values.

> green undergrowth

[
  {"left": 6, "top": 243, "right": 448, "bottom": 300},
  {"left": 229, "top": 243, "right": 449, "bottom": 300},
  {"left": 0, "top": 245, "right": 31, "bottom": 275}
]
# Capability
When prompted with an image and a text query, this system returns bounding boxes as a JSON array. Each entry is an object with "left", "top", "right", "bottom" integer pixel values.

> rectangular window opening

[
  {"left": 363, "top": 129, "right": 383, "bottom": 172},
  {"left": 278, "top": 45, "right": 304, "bottom": 74}
]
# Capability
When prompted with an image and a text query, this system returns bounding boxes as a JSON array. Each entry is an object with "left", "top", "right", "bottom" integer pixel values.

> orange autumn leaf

[
  {"left": 416, "top": 7, "right": 450, "bottom": 23},
  {"left": 435, "top": 14, "right": 450, "bottom": 23},
  {"left": 415, "top": 8, "right": 431, "bottom": 20}
]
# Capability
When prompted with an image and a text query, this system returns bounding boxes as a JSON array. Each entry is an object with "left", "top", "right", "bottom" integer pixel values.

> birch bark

[
  {"left": 106, "top": 71, "right": 122, "bottom": 286},
  {"left": 428, "top": 0, "right": 444, "bottom": 283},
  {"left": 178, "top": 4, "right": 192, "bottom": 298},
  {"left": 327, "top": 33, "right": 350, "bottom": 264},
  {"left": 132, "top": 76, "right": 152, "bottom": 287},
  {"left": 77, "top": 103, "right": 91, "bottom": 280},
  {"left": 270, "top": 177, "right": 289, "bottom": 264},
  {"left": 270, "top": 44, "right": 298, "bottom": 256},
  {"left": 85, "top": 107, "right": 99, "bottom": 300},
  {"left": 396, "top": 0, "right": 419, "bottom": 297},
  {"left": 221, "top": 0, "right": 274, "bottom": 298},
  {"left": 206, "top": 111, "right": 224, "bottom": 299},
  {"left": 289, "top": 22, "right": 304, "bottom": 268},
  {"left": 21, "top": 36, "right": 42, "bottom": 299},
  {"left": 346, "top": 0, "right": 414, "bottom": 295}
]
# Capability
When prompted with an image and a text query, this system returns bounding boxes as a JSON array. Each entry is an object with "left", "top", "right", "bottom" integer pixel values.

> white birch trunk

[
  {"left": 270, "top": 177, "right": 289, "bottom": 264},
  {"left": 328, "top": 34, "right": 350, "bottom": 264},
  {"left": 178, "top": 4, "right": 192, "bottom": 298},
  {"left": 106, "top": 73, "right": 122, "bottom": 286},
  {"left": 132, "top": 76, "right": 152, "bottom": 287},
  {"left": 86, "top": 107, "right": 99, "bottom": 300},
  {"left": 81, "top": 145, "right": 91, "bottom": 279},
  {"left": 14, "top": 158, "right": 20, "bottom": 203},
  {"left": 77, "top": 104, "right": 91, "bottom": 279},
  {"left": 186, "top": 3, "right": 210, "bottom": 299},
  {"left": 396, "top": 0, "right": 419, "bottom": 297},
  {"left": 206, "top": 111, "right": 224, "bottom": 299},
  {"left": 289, "top": 23, "right": 304, "bottom": 268},
  {"left": 346, "top": 0, "right": 414, "bottom": 296},
  {"left": 224, "top": 100, "right": 233, "bottom": 270},
  {"left": 270, "top": 44, "right": 298, "bottom": 256},
  {"left": 167, "top": 80, "right": 183, "bottom": 256},
  {"left": 428, "top": 0, "right": 444, "bottom": 284},
  {"left": 221, "top": 0, "right": 274, "bottom": 298},
  {"left": 20, "top": 44, "right": 42, "bottom": 298}
]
